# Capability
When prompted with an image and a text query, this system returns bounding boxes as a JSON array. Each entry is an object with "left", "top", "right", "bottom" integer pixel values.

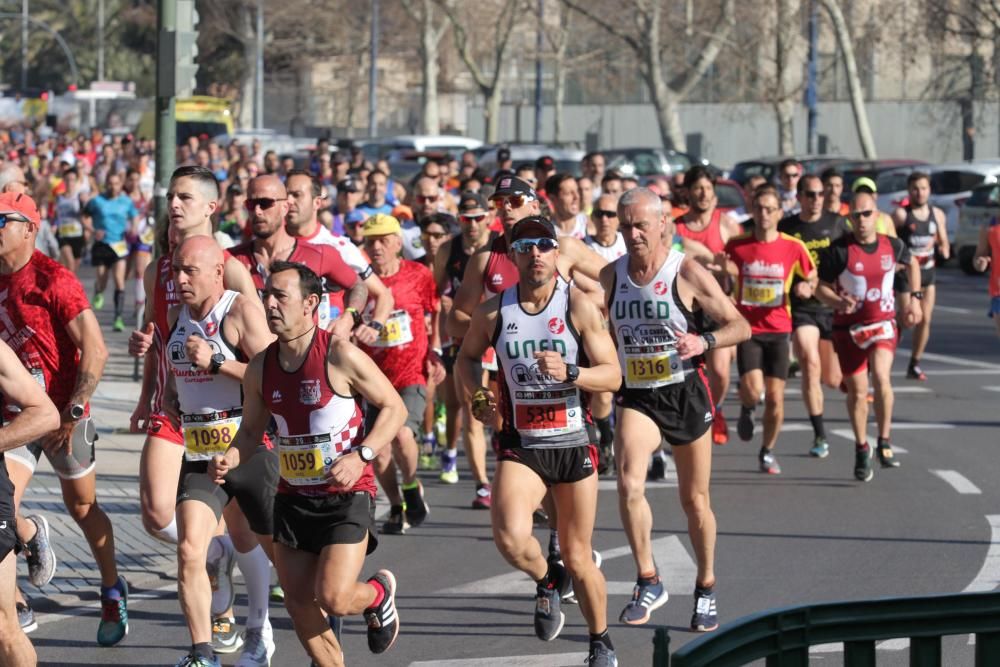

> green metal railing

[{"left": 654, "top": 591, "right": 1000, "bottom": 666}]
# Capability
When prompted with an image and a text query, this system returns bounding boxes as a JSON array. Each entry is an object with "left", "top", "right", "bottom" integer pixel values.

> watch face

[{"left": 211, "top": 353, "right": 226, "bottom": 364}]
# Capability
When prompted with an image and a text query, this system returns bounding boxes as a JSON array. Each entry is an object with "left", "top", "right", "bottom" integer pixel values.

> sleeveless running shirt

[
  {"left": 446, "top": 231, "right": 496, "bottom": 297},
  {"left": 899, "top": 207, "right": 938, "bottom": 269},
  {"left": 608, "top": 251, "right": 702, "bottom": 389},
  {"left": 262, "top": 328, "right": 373, "bottom": 497},
  {"left": 831, "top": 236, "right": 899, "bottom": 327},
  {"left": 584, "top": 233, "right": 627, "bottom": 262},
  {"left": 482, "top": 235, "right": 519, "bottom": 298},
  {"left": 989, "top": 218, "right": 1000, "bottom": 298},
  {"left": 492, "top": 279, "right": 590, "bottom": 449},
  {"left": 676, "top": 209, "right": 725, "bottom": 254},
  {"left": 167, "top": 290, "right": 245, "bottom": 461}
]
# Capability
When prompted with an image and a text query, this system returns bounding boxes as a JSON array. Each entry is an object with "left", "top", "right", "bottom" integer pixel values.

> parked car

[
  {"left": 603, "top": 147, "right": 720, "bottom": 178},
  {"left": 926, "top": 160, "right": 1000, "bottom": 240},
  {"left": 358, "top": 135, "right": 483, "bottom": 162},
  {"left": 954, "top": 182, "right": 999, "bottom": 274},
  {"left": 834, "top": 159, "right": 929, "bottom": 209},
  {"left": 715, "top": 178, "right": 745, "bottom": 212},
  {"left": 729, "top": 155, "right": 854, "bottom": 185},
  {"left": 476, "top": 144, "right": 585, "bottom": 178}
]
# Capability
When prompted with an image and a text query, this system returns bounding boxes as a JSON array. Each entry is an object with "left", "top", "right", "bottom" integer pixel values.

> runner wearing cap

[
  {"left": 849, "top": 177, "right": 896, "bottom": 237},
  {"left": 331, "top": 177, "right": 362, "bottom": 237},
  {"left": 457, "top": 215, "right": 622, "bottom": 666}
]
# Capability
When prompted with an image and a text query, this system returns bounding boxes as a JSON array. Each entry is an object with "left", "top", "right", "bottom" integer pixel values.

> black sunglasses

[{"left": 594, "top": 209, "right": 617, "bottom": 219}]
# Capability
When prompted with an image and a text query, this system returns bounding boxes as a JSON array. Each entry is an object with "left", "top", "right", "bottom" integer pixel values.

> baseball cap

[
  {"left": 336, "top": 177, "right": 358, "bottom": 193},
  {"left": 510, "top": 215, "right": 557, "bottom": 242},
  {"left": 0, "top": 192, "right": 40, "bottom": 226},
  {"left": 344, "top": 210, "right": 365, "bottom": 227},
  {"left": 490, "top": 175, "right": 537, "bottom": 200},
  {"left": 497, "top": 147, "right": 511, "bottom": 163},
  {"left": 535, "top": 155, "right": 555, "bottom": 170},
  {"left": 362, "top": 213, "right": 402, "bottom": 237},
  {"left": 458, "top": 190, "right": 488, "bottom": 213},
  {"left": 851, "top": 176, "right": 878, "bottom": 194}
]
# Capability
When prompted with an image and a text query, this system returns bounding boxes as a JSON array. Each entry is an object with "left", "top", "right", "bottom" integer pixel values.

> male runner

[
  {"left": 724, "top": 186, "right": 815, "bottom": 474},
  {"left": 360, "top": 214, "right": 444, "bottom": 534},
  {"left": 674, "top": 167, "right": 743, "bottom": 446},
  {"left": 210, "top": 261, "right": 406, "bottom": 666},
  {"left": 974, "top": 215, "right": 1000, "bottom": 339},
  {"left": 0, "top": 340, "right": 60, "bottom": 667},
  {"left": 777, "top": 159, "right": 801, "bottom": 214},
  {"left": 821, "top": 168, "right": 850, "bottom": 217},
  {"left": 545, "top": 173, "right": 588, "bottom": 239},
  {"left": 778, "top": 175, "right": 850, "bottom": 458},
  {"left": 816, "top": 191, "right": 922, "bottom": 482},
  {"left": 0, "top": 192, "right": 128, "bottom": 645},
  {"left": 457, "top": 216, "right": 621, "bottom": 667},
  {"left": 601, "top": 188, "right": 749, "bottom": 631},
  {"left": 892, "top": 172, "right": 949, "bottom": 380}
]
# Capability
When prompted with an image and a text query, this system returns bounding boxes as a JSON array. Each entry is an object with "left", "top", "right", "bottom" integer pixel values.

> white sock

[
  {"left": 235, "top": 545, "right": 271, "bottom": 631},
  {"left": 151, "top": 516, "right": 178, "bottom": 544},
  {"left": 446, "top": 448, "right": 457, "bottom": 457},
  {"left": 134, "top": 279, "right": 145, "bottom": 307}
]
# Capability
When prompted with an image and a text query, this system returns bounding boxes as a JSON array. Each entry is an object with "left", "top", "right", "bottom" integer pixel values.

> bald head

[
  {"left": 851, "top": 191, "right": 876, "bottom": 210},
  {"left": 175, "top": 235, "right": 224, "bottom": 267},
  {"left": 0, "top": 164, "right": 27, "bottom": 194},
  {"left": 173, "top": 235, "right": 225, "bottom": 306},
  {"left": 248, "top": 174, "right": 286, "bottom": 199}
]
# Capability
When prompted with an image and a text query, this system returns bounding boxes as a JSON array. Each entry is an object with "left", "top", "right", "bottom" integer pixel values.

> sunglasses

[
  {"left": 803, "top": 191, "right": 824, "bottom": 198},
  {"left": 492, "top": 194, "right": 530, "bottom": 209},
  {"left": 594, "top": 209, "right": 617, "bottom": 219},
  {"left": 244, "top": 197, "right": 286, "bottom": 211},
  {"left": 416, "top": 194, "right": 439, "bottom": 204},
  {"left": 851, "top": 209, "right": 875, "bottom": 220},
  {"left": 0, "top": 213, "right": 28, "bottom": 228},
  {"left": 460, "top": 213, "right": 487, "bottom": 223},
  {"left": 510, "top": 237, "right": 559, "bottom": 254}
]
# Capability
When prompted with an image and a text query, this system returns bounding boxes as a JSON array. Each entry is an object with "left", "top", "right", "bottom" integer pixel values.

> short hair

[
  {"left": 170, "top": 165, "right": 220, "bottom": 200},
  {"left": 820, "top": 168, "right": 842, "bottom": 184},
  {"left": 285, "top": 168, "right": 322, "bottom": 198},
  {"left": 753, "top": 184, "right": 780, "bottom": 204},
  {"left": 618, "top": 187, "right": 662, "bottom": 216},
  {"left": 601, "top": 171, "right": 623, "bottom": 187},
  {"left": 583, "top": 151, "right": 603, "bottom": 164},
  {"left": 268, "top": 260, "right": 323, "bottom": 302},
  {"left": 907, "top": 171, "right": 931, "bottom": 187},
  {"left": 515, "top": 164, "right": 535, "bottom": 177},
  {"left": 797, "top": 173, "right": 822, "bottom": 195},
  {"left": 683, "top": 165, "right": 715, "bottom": 190},
  {"left": 369, "top": 169, "right": 388, "bottom": 181},
  {"left": 779, "top": 159, "right": 800, "bottom": 173},
  {"left": 544, "top": 173, "right": 576, "bottom": 199}
]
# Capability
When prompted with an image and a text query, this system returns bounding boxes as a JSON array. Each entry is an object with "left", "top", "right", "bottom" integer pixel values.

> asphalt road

[{"left": 19, "top": 266, "right": 1000, "bottom": 667}]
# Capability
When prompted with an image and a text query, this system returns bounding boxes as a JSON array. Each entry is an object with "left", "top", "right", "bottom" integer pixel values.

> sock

[
  {"left": 234, "top": 545, "right": 271, "bottom": 631},
  {"left": 401, "top": 480, "right": 420, "bottom": 491},
  {"left": 113, "top": 289, "right": 125, "bottom": 318},
  {"left": 856, "top": 442, "right": 870, "bottom": 452},
  {"left": 151, "top": 516, "right": 178, "bottom": 544},
  {"left": 637, "top": 571, "right": 659, "bottom": 585},
  {"left": 596, "top": 416, "right": 613, "bottom": 446},
  {"left": 134, "top": 278, "right": 145, "bottom": 306},
  {"left": 423, "top": 431, "right": 434, "bottom": 441},
  {"left": 809, "top": 414, "right": 826, "bottom": 439},
  {"left": 101, "top": 577, "right": 124, "bottom": 600},
  {"left": 548, "top": 529, "right": 560, "bottom": 558},
  {"left": 590, "top": 629, "right": 614, "bottom": 651},
  {"left": 206, "top": 534, "right": 226, "bottom": 563},
  {"left": 369, "top": 579, "right": 386, "bottom": 608},
  {"left": 909, "top": 357, "right": 919, "bottom": 368},
  {"left": 877, "top": 436, "right": 890, "bottom": 449},
  {"left": 442, "top": 447, "right": 457, "bottom": 458},
  {"left": 193, "top": 642, "right": 214, "bottom": 660}
]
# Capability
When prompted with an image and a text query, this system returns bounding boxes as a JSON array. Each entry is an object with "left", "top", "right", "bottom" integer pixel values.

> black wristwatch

[
  {"left": 911, "top": 290, "right": 924, "bottom": 301},
  {"left": 701, "top": 332, "right": 717, "bottom": 351},
  {"left": 346, "top": 307, "right": 362, "bottom": 327},
  {"left": 357, "top": 445, "right": 376, "bottom": 462},
  {"left": 368, "top": 321, "right": 384, "bottom": 333},
  {"left": 209, "top": 353, "right": 226, "bottom": 375},
  {"left": 565, "top": 363, "right": 580, "bottom": 383},
  {"left": 69, "top": 403, "right": 86, "bottom": 420}
]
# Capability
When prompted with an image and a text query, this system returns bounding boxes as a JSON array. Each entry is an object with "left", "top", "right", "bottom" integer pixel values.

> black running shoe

[
  {"left": 533, "top": 581, "right": 565, "bottom": 641},
  {"left": 854, "top": 444, "right": 874, "bottom": 482},
  {"left": 402, "top": 483, "right": 429, "bottom": 527},
  {"left": 363, "top": 570, "right": 399, "bottom": 654},
  {"left": 648, "top": 452, "right": 666, "bottom": 481},
  {"left": 381, "top": 505, "right": 409, "bottom": 535},
  {"left": 737, "top": 406, "right": 756, "bottom": 442},
  {"left": 876, "top": 443, "right": 900, "bottom": 468}
]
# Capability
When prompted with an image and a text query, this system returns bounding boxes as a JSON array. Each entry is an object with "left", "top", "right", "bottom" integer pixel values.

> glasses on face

[
  {"left": 803, "top": 190, "right": 824, "bottom": 199},
  {"left": 851, "top": 209, "right": 875, "bottom": 220},
  {"left": 0, "top": 213, "right": 28, "bottom": 228},
  {"left": 460, "top": 213, "right": 487, "bottom": 223},
  {"left": 245, "top": 197, "right": 286, "bottom": 211},
  {"left": 594, "top": 209, "right": 617, "bottom": 219},
  {"left": 416, "top": 194, "right": 439, "bottom": 204},
  {"left": 492, "top": 194, "right": 530, "bottom": 209},
  {"left": 511, "top": 237, "right": 559, "bottom": 254}
]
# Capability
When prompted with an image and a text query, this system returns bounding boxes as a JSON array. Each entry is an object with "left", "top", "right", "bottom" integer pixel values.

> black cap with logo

[{"left": 510, "top": 215, "right": 558, "bottom": 241}]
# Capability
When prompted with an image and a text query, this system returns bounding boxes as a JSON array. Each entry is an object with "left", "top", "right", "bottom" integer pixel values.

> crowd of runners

[{"left": 0, "top": 131, "right": 998, "bottom": 667}]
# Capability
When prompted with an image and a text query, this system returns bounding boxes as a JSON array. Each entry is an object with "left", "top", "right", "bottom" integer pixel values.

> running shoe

[
  {"left": 854, "top": 444, "right": 874, "bottom": 482},
  {"left": 402, "top": 482, "right": 429, "bottom": 527},
  {"left": 212, "top": 615, "right": 243, "bottom": 654},
  {"left": 877, "top": 443, "right": 901, "bottom": 468},
  {"left": 907, "top": 362, "right": 927, "bottom": 381},
  {"left": 788, "top": 359, "right": 800, "bottom": 378},
  {"left": 587, "top": 642, "right": 619, "bottom": 666},
  {"left": 235, "top": 623, "right": 275, "bottom": 667},
  {"left": 439, "top": 450, "right": 459, "bottom": 484},
  {"left": 113, "top": 316, "right": 125, "bottom": 332},
  {"left": 534, "top": 579, "right": 565, "bottom": 641},
  {"left": 268, "top": 583, "right": 284, "bottom": 603},
  {"left": 809, "top": 436, "right": 830, "bottom": 459},
  {"left": 434, "top": 401, "right": 447, "bottom": 442},
  {"left": 690, "top": 585, "right": 719, "bottom": 632},
  {"left": 419, "top": 434, "right": 438, "bottom": 470},
  {"left": 207, "top": 537, "right": 236, "bottom": 617},
  {"left": 24, "top": 514, "right": 57, "bottom": 588},
  {"left": 381, "top": 505, "right": 409, "bottom": 535},
  {"left": 711, "top": 412, "right": 729, "bottom": 445},
  {"left": 737, "top": 406, "right": 756, "bottom": 441},
  {"left": 619, "top": 576, "right": 668, "bottom": 625},
  {"left": 532, "top": 507, "right": 549, "bottom": 526},
  {"left": 97, "top": 576, "right": 129, "bottom": 646},
  {"left": 597, "top": 442, "right": 614, "bottom": 475},
  {"left": 174, "top": 653, "right": 220, "bottom": 667},
  {"left": 472, "top": 483, "right": 492, "bottom": 510},
  {"left": 759, "top": 449, "right": 781, "bottom": 475},
  {"left": 93, "top": 292, "right": 105, "bottom": 310},
  {"left": 17, "top": 597, "right": 37, "bottom": 634},
  {"left": 364, "top": 570, "right": 399, "bottom": 654}
]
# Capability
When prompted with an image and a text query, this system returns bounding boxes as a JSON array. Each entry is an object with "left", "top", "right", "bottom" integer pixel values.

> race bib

[
  {"left": 849, "top": 320, "right": 896, "bottom": 350},
  {"left": 58, "top": 220, "right": 83, "bottom": 238},
  {"left": 482, "top": 346, "right": 498, "bottom": 372},
  {"left": 278, "top": 433, "right": 342, "bottom": 486},
  {"left": 140, "top": 226, "right": 157, "bottom": 246},
  {"left": 741, "top": 278, "right": 784, "bottom": 307},
  {"left": 513, "top": 390, "right": 581, "bottom": 437},
  {"left": 625, "top": 348, "right": 683, "bottom": 389},
  {"left": 110, "top": 240, "right": 129, "bottom": 258},
  {"left": 373, "top": 309, "right": 413, "bottom": 348},
  {"left": 182, "top": 409, "right": 241, "bottom": 461}
]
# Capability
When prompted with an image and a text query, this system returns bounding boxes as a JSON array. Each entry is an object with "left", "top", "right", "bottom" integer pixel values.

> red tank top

[
  {"left": 482, "top": 235, "right": 519, "bottom": 298},
  {"left": 262, "top": 329, "right": 373, "bottom": 497},
  {"left": 833, "top": 235, "right": 898, "bottom": 327},
  {"left": 989, "top": 218, "right": 1000, "bottom": 298},
  {"left": 676, "top": 209, "right": 725, "bottom": 254}
]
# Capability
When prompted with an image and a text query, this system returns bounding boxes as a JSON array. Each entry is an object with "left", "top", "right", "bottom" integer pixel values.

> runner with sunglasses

[
  {"left": 457, "top": 216, "right": 621, "bottom": 667},
  {"left": 816, "top": 191, "right": 922, "bottom": 482}
]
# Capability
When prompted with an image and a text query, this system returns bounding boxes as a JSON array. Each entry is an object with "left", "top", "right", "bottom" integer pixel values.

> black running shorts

[
  {"left": 496, "top": 441, "right": 598, "bottom": 487},
  {"left": 176, "top": 447, "right": 278, "bottom": 536},
  {"left": 792, "top": 308, "right": 833, "bottom": 340},
  {"left": 273, "top": 492, "right": 377, "bottom": 555},
  {"left": 616, "top": 368, "right": 714, "bottom": 446},
  {"left": 58, "top": 237, "right": 85, "bottom": 259},
  {"left": 0, "top": 459, "right": 14, "bottom": 561},
  {"left": 737, "top": 333, "right": 792, "bottom": 379},
  {"left": 90, "top": 241, "right": 125, "bottom": 266}
]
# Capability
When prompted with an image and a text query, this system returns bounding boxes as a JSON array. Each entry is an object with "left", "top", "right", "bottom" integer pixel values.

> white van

[{"left": 359, "top": 135, "right": 483, "bottom": 161}]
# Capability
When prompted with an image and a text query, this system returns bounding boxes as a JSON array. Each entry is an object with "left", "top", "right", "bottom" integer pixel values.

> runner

[
  {"left": 778, "top": 175, "right": 850, "bottom": 458},
  {"left": 52, "top": 168, "right": 87, "bottom": 272},
  {"left": 820, "top": 168, "right": 851, "bottom": 216},
  {"left": 723, "top": 185, "right": 815, "bottom": 474},
  {"left": 816, "top": 191, "right": 923, "bottom": 482},
  {"left": 0, "top": 340, "right": 60, "bottom": 667},
  {"left": 416, "top": 213, "right": 452, "bottom": 467},
  {"left": 162, "top": 237, "right": 277, "bottom": 667},
  {"left": 545, "top": 173, "right": 588, "bottom": 239},
  {"left": 776, "top": 159, "right": 801, "bottom": 214},
  {"left": 600, "top": 187, "right": 749, "bottom": 631},
  {"left": 974, "top": 215, "right": 1000, "bottom": 339},
  {"left": 209, "top": 261, "right": 406, "bottom": 666},
  {"left": 125, "top": 167, "right": 155, "bottom": 322},
  {"left": 893, "top": 171, "right": 949, "bottom": 380},
  {"left": 0, "top": 191, "right": 130, "bottom": 645},
  {"left": 457, "top": 216, "right": 621, "bottom": 666},
  {"left": 674, "top": 166, "right": 743, "bottom": 446},
  {"left": 359, "top": 214, "right": 445, "bottom": 534},
  {"left": 850, "top": 178, "right": 897, "bottom": 237}
]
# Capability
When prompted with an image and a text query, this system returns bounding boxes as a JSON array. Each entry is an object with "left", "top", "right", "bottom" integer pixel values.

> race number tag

[
  {"left": 849, "top": 320, "right": 896, "bottom": 350},
  {"left": 513, "top": 391, "right": 581, "bottom": 437},
  {"left": 482, "top": 346, "right": 498, "bottom": 372},
  {"left": 278, "top": 433, "right": 340, "bottom": 486},
  {"left": 625, "top": 348, "right": 683, "bottom": 389},
  {"left": 110, "top": 240, "right": 129, "bottom": 258},
  {"left": 140, "top": 226, "right": 157, "bottom": 246},
  {"left": 741, "top": 278, "right": 784, "bottom": 307},
  {"left": 58, "top": 220, "right": 83, "bottom": 238},
  {"left": 373, "top": 309, "right": 413, "bottom": 348},
  {"left": 182, "top": 409, "right": 241, "bottom": 461}
]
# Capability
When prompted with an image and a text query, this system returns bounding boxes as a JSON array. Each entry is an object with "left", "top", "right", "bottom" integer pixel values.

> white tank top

[
  {"left": 609, "top": 251, "right": 700, "bottom": 389},
  {"left": 558, "top": 213, "right": 589, "bottom": 240},
  {"left": 585, "top": 233, "right": 627, "bottom": 262},
  {"left": 494, "top": 278, "right": 589, "bottom": 449}
]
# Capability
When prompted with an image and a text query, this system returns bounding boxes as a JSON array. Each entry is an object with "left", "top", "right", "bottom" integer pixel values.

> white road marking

[
  {"left": 930, "top": 470, "right": 982, "bottom": 495},
  {"left": 887, "top": 386, "right": 933, "bottom": 394},
  {"left": 892, "top": 369, "right": 1000, "bottom": 376},
  {"left": 983, "top": 386, "right": 1000, "bottom": 393},
  {"left": 410, "top": 654, "right": 588, "bottom": 666},
  {"left": 896, "top": 348, "right": 1000, "bottom": 371},
  {"left": 963, "top": 515, "right": 1000, "bottom": 593},
  {"left": 935, "top": 305, "right": 973, "bottom": 314}
]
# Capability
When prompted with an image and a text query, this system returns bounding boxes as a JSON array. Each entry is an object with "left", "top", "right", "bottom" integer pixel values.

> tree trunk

[
  {"left": 643, "top": 65, "right": 685, "bottom": 152},
  {"left": 419, "top": 0, "right": 441, "bottom": 134},
  {"left": 553, "top": 58, "right": 565, "bottom": 143},
  {"left": 484, "top": 86, "right": 503, "bottom": 143},
  {"left": 237, "top": 5, "right": 256, "bottom": 131},
  {"left": 818, "top": 0, "right": 876, "bottom": 158},
  {"left": 775, "top": 0, "right": 795, "bottom": 154}
]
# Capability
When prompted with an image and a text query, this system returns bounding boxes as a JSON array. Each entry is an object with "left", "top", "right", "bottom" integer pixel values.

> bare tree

[
  {"left": 773, "top": 0, "right": 803, "bottom": 154},
  {"left": 401, "top": 0, "right": 450, "bottom": 134},
  {"left": 200, "top": 1, "right": 258, "bottom": 129},
  {"left": 537, "top": 1, "right": 572, "bottom": 143},
  {"left": 562, "top": 0, "right": 735, "bottom": 151}
]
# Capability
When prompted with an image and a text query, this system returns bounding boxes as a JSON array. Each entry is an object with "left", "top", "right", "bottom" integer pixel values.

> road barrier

[{"left": 653, "top": 591, "right": 1000, "bottom": 666}]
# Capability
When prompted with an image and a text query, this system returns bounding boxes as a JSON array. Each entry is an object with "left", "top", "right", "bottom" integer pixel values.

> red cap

[{"left": 0, "top": 192, "right": 41, "bottom": 226}]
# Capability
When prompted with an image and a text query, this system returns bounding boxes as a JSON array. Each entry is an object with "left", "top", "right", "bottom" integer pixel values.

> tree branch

[
  {"left": 561, "top": 0, "right": 642, "bottom": 53},
  {"left": 670, "top": 0, "right": 736, "bottom": 97}
]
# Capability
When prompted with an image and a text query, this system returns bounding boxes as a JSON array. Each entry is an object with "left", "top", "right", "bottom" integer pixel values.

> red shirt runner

[
  {"left": 677, "top": 209, "right": 726, "bottom": 254},
  {"left": 725, "top": 233, "right": 814, "bottom": 335}
]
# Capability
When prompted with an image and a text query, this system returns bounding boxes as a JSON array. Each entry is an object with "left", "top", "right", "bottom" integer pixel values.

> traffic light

[{"left": 157, "top": 0, "right": 199, "bottom": 98}]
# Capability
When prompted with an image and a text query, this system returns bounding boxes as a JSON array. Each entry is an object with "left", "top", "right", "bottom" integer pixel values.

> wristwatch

[
  {"left": 565, "top": 363, "right": 580, "bottom": 383},
  {"left": 209, "top": 353, "right": 226, "bottom": 375},
  {"left": 346, "top": 307, "right": 362, "bottom": 327},
  {"left": 368, "top": 321, "right": 385, "bottom": 333},
  {"left": 911, "top": 290, "right": 925, "bottom": 301},
  {"left": 69, "top": 403, "right": 86, "bottom": 420},
  {"left": 357, "top": 445, "right": 376, "bottom": 462},
  {"left": 701, "top": 332, "right": 717, "bottom": 351}
]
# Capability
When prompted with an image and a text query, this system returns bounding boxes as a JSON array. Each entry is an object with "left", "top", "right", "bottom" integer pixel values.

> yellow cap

[
  {"left": 851, "top": 176, "right": 877, "bottom": 193},
  {"left": 362, "top": 213, "right": 402, "bottom": 237}
]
